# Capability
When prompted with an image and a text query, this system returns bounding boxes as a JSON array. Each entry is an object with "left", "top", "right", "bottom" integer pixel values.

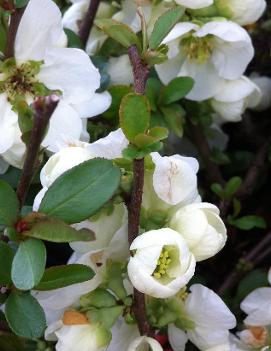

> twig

[
  {"left": 5, "top": 6, "right": 25, "bottom": 58},
  {"left": 127, "top": 44, "right": 152, "bottom": 336},
  {"left": 218, "top": 231, "right": 271, "bottom": 294},
  {"left": 16, "top": 95, "right": 59, "bottom": 208},
  {"left": 78, "top": 0, "right": 101, "bottom": 47},
  {"left": 186, "top": 118, "right": 225, "bottom": 186}
]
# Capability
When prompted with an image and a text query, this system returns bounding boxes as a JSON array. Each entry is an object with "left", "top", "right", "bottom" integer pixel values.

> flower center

[
  {"left": 153, "top": 247, "right": 172, "bottom": 279},
  {"left": 181, "top": 35, "right": 214, "bottom": 64},
  {"left": 0, "top": 58, "right": 49, "bottom": 104},
  {"left": 246, "top": 326, "right": 269, "bottom": 348}
]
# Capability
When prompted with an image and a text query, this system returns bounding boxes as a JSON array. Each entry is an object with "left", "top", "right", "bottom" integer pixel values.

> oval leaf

[
  {"left": 95, "top": 19, "right": 141, "bottom": 50},
  {"left": 0, "top": 242, "right": 14, "bottom": 285},
  {"left": 35, "top": 264, "right": 95, "bottom": 291},
  {"left": 11, "top": 239, "right": 46, "bottom": 290},
  {"left": 39, "top": 158, "right": 121, "bottom": 224},
  {"left": 0, "top": 180, "right": 19, "bottom": 226},
  {"left": 120, "top": 93, "right": 150, "bottom": 142},
  {"left": 24, "top": 216, "right": 95, "bottom": 243},
  {"left": 160, "top": 77, "right": 194, "bottom": 105},
  {"left": 149, "top": 7, "right": 184, "bottom": 50},
  {"left": 5, "top": 291, "right": 46, "bottom": 339}
]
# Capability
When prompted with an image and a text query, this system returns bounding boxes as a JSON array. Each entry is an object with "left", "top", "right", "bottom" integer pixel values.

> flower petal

[
  {"left": 72, "top": 92, "right": 112, "bottom": 118},
  {"left": 168, "top": 324, "right": 188, "bottom": 351}
]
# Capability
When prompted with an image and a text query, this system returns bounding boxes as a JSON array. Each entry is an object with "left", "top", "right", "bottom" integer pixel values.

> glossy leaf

[
  {"left": 11, "top": 239, "right": 46, "bottom": 290},
  {"left": 0, "top": 180, "right": 19, "bottom": 226},
  {"left": 160, "top": 77, "right": 194, "bottom": 105},
  {"left": 5, "top": 292, "right": 46, "bottom": 339},
  {"left": 35, "top": 264, "right": 95, "bottom": 291},
  {"left": 120, "top": 93, "right": 150, "bottom": 142},
  {"left": 39, "top": 158, "right": 121, "bottom": 224},
  {"left": 149, "top": 7, "right": 184, "bottom": 50}
]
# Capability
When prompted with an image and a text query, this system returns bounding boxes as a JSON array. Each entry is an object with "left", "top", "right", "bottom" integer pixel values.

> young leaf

[
  {"left": 24, "top": 216, "right": 95, "bottom": 243},
  {"left": 0, "top": 180, "right": 19, "bottom": 226},
  {"left": 95, "top": 19, "right": 141, "bottom": 50},
  {"left": 229, "top": 215, "right": 266, "bottom": 231},
  {"left": 5, "top": 292, "right": 46, "bottom": 339},
  {"left": 0, "top": 242, "right": 14, "bottom": 285},
  {"left": 39, "top": 158, "right": 121, "bottom": 224},
  {"left": 120, "top": 93, "right": 150, "bottom": 142},
  {"left": 35, "top": 264, "right": 95, "bottom": 291},
  {"left": 11, "top": 239, "right": 46, "bottom": 291},
  {"left": 149, "top": 7, "right": 184, "bottom": 50},
  {"left": 159, "top": 77, "right": 194, "bottom": 105}
]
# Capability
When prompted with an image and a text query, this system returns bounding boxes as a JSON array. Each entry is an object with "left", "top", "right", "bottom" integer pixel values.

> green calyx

[
  {"left": 0, "top": 58, "right": 49, "bottom": 105},
  {"left": 181, "top": 35, "right": 214, "bottom": 64}
]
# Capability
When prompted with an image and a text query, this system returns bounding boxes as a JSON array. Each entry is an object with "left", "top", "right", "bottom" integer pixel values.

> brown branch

[
  {"left": 218, "top": 231, "right": 271, "bottom": 294},
  {"left": 186, "top": 118, "right": 225, "bottom": 186},
  {"left": 127, "top": 44, "right": 152, "bottom": 337},
  {"left": 5, "top": 6, "right": 25, "bottom": 58},
  {"left": 16, "top": 95, "right": 59, "bottom": 208},
  {"left": 78, "top": 0, "right": 101, "bottom": 48}
]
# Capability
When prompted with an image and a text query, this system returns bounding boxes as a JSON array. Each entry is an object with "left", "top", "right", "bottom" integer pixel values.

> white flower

[
  {"left": 0, "top": 0, "right": 110, "bottom": 168},
  {"left": 149, "top": 152, "right": 199, "bottom": 207},
  {"left": 54, "top": 320, "right": 110, "bottom": 351},
  {"left": 127, "top": 336, "right": 163, "bottom": 351},
  {"left": 168, "top": 284, "right": 236, "bottom": 350},
  {"left": 127, "top": 228, "right": 196, "bottom": 298},
  {"left": 240, "top": 268, "right": 271, "bottom": 326},
  {"left": 222, "top": 0, "right": 266, "bottom": 26},
  {"left": 107, "top": 55, "right": 133, "bottom": 86},
  {"left": 175, "top": 0, "right": 213, "bottom": 9},
  {"left": 169, "top": 203, "right": 227, "bottom": 261},
  {"left": 156, "top": 20, "right": 254, "bottom": 101},
  {"left": 250, "top": 75, "right": 271, "bottom": 112},
  {"left": 211, "top": 76, "right": 261, "bottom": 122},
  {"left": 237, "top": 327, "right": 269, "bottom": 349}
]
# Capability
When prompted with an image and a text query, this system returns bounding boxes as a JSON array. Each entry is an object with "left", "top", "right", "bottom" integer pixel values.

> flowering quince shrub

[{"left": 0, "top": 0, "right": 270, "bottom": 351}]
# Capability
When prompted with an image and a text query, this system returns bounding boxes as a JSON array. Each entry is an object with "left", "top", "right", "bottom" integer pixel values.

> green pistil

[
  {"left": 182, "top": 35, "right": 214, "bottom": 64},
  {"left": 153, "top": 248, "right": 172, "bottom": 279}
]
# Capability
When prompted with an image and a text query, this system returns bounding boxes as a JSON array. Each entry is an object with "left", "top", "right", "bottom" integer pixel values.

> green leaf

[
  {"left": 0, "top": 180, "right": 19, "bottom": 226},
  {"left": 15, "top": 0, "right": 29, "bottom": 8},
  {"left": 11, "top": 239, "right": 46, "bottom": 290},
  {"left": 160, "top": 77, "right": 194, "bottom": 105},
  {"left": 122, "top": 142, "right": 162, "bottom": 160},
  {"left": 0, "top": 331, "right": 36, "bottom": 351},
  {"left": 211, "top": 183, "right": 224, "bottom": 199},
  {"left": 120, "top": 93, "right": 150, "bottom": 142},
  {"left": 236, "top": 269, "right": 269, "bottom": 303},
  {"left": 145, "top": 78, "right": 163, "bottom": 112},
  {"left": 95, "top": 19, "right": 141, "bottom": 50},
  {"left": 230, "top": 215, "right": 267, "bottom": 231},
  {"left": 149, "top": 7, "right": 184, "bottom": 50},
  {"left": 0, "top": 242, "right": 14, "bottom": 285},
  {"left": 224, "top": 177, "right": 242, "bottom": 198},
  {"left": 39, "top": 158, "right": 121, "bottom": 224},
  {"left": 64, "top": 28, "right": 83, "bottom": 49},
  {"left": 5, "top": 292, "right": 46, "bottom": 339},
  {"left": 24, "top": 216, "right": 95, "bottom": 243},
  {"left": 86, "top": 306, "right": 124, "bottom": 330},
  {"left": 35, "top": 264, "right": 95, "bottom": 291}
]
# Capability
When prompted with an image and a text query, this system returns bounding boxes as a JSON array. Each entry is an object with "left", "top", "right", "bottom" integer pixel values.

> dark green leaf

[
  {"left": 236, "top": 269, "right": 269, "bottom": 303},
  {"left": 149, "top": 7, "right": 184, "bottom": 50},
  {"left": 210, "top": 183, "right": 224, "bottom": 199},
  {"left": 103, "top": 85, "right": 132, "bottom": 122},
  {"left": 0, "top": 242, "right": 14, "bottom": 285},
  {"left": 120, "top": 93, "right": 150, "bottom": 142},
  {"left": 24, "top": 216, "right": 95, "bottom": 243},
  {"left": 15, "top": 0, "right": 29, "bottom": 8},
  {"left": 95, "top": 19, "right": 141, "bottom": 50},
  {"left": 230, "top": 215, "right": 266, "bottom": 231},
  {"left": 0, "top": 180, "right": 19, "bottom": 226},
  {"left": 64, "top": 28, "right": 83, "bottom": 49},
  {"left": 160, "top": 77, "right": 194, "bottom": 105},
  {"left": 35, "top": 264, "right": 95, "bottom": 290},
  {"left": 11, "top": 239, "right": 46, "bottom": 290},
  {"left": 224, "top": 177, "right": 242, "bottom": 198},
  {"left": 39, "top": 158, "right": 121, "bottom": 224},
  {"left": 161, "top": 104, "right": 185, "bottom": 137},
  {"left": 146, "top": 78, "right": 163, "bottom": 111},
  {"left": 5, "top": 292, "right": 46, "bottom": 339}
]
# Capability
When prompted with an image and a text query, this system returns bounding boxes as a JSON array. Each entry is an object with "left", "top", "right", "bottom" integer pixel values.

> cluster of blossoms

[{"left": 0, "top": 0, "right": 270, "bottom": 350}]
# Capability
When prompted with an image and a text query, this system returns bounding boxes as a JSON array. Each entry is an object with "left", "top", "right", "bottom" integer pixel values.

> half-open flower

[{"left": 127, "top": 228, "right": 196, "bottom": 298}]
